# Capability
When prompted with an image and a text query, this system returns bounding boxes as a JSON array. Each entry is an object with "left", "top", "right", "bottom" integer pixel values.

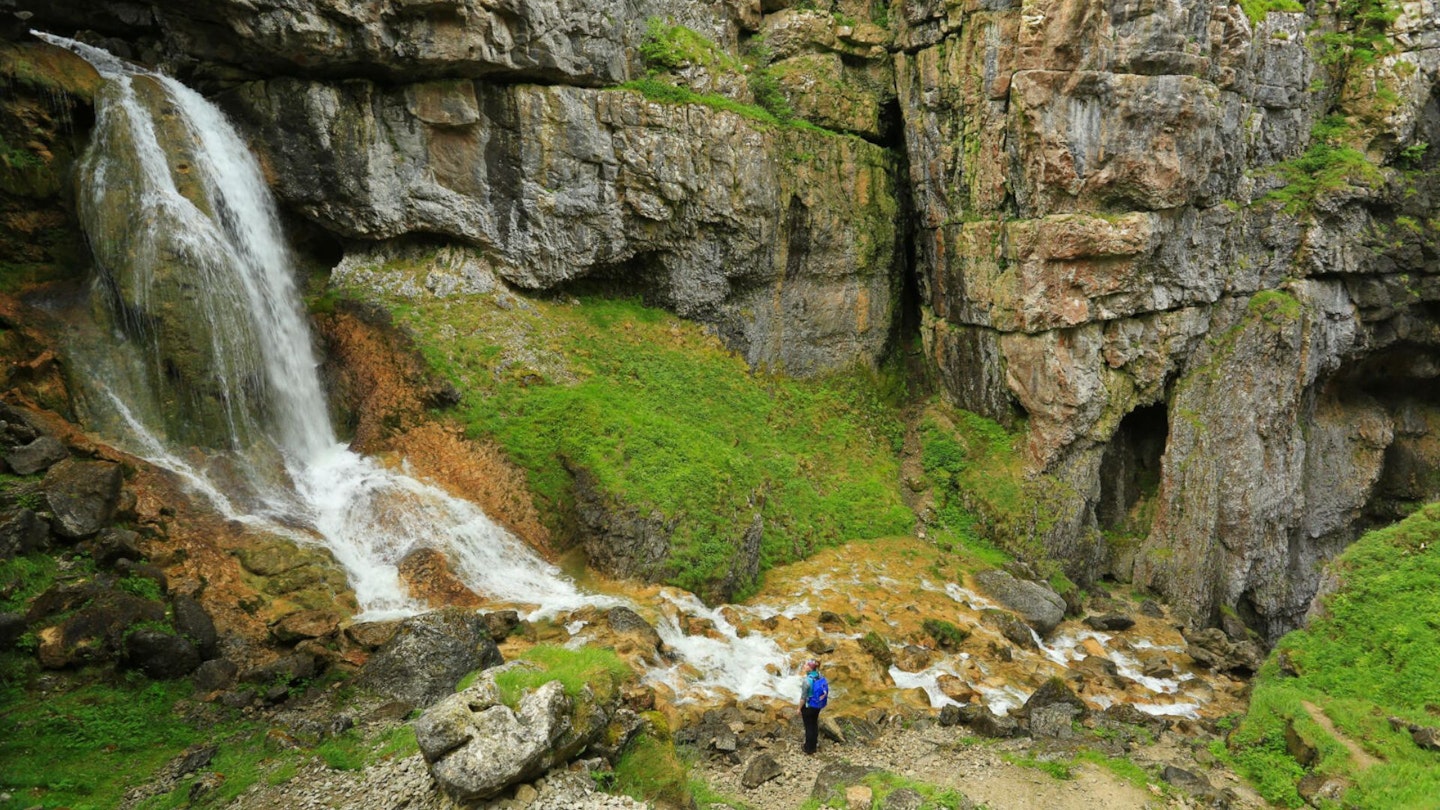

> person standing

[{"left": 798, "top": 659, "right": 828, "bottom": 755}]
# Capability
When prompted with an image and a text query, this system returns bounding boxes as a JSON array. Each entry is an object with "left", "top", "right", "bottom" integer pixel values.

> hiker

[{"left": 797, "top": 658, "right": 829, "bottom": 755}]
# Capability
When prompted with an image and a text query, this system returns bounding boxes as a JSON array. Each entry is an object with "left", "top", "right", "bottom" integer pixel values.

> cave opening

[{"left": 1097, "top": 402, "right": 1168, "bottom": 532}]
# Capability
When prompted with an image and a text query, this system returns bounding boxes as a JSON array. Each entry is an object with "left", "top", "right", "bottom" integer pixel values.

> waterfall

[{"left": 39, "top": 33, "right": 797, "bottom": 700}]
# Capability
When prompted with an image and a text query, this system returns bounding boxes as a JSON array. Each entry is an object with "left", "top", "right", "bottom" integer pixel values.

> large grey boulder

[
  {"left": 414, "top": 663, "right": 612, "bottom": 802},
  {"left": 0, "top": 509, "right": 50, "bottom": 559},
  {"left": 41, "top": 459, "right": 123, "bottom": 539},
  {"left": 358, "top": 607, "right": 502, "bottom": 707},
  {"left": 3, "top": 436, "right": 67, "bottom": 475},
  {"left": 972, "top": 570, "right": 1066, "bottom": 636}
]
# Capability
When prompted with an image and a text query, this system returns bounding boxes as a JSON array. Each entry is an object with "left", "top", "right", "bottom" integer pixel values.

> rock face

[{"left": 14, "top": 0, "right": 1440, "bottom": 641}]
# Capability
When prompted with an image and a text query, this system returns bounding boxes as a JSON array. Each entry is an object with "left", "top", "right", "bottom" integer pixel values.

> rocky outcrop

[
  {"left": 11, "top": 0, "right": 1440, "bottom": 642},
  {"left": 413, "top": 661, "right": 621, "bottom": 802},
  {"left": 972, "top": 569, "right": 1065, "bottom": 637},
  {"left": 357, "top": 607, "right": 503, "bottom": 708}
]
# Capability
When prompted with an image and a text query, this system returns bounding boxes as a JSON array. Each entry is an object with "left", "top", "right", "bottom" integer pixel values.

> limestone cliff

[{"left": 6, "top": 0, "right": 1440, "bottom": 639}]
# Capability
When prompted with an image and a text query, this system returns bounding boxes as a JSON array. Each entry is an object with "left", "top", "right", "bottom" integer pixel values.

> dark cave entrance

[{"left": 1097, "top": 403, "right": 1169, "bottom": 532}]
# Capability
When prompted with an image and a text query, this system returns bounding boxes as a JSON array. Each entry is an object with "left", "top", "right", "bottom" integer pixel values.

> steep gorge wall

[{"left": 6, "top": 0, "right": 1440, "bottom": 637}]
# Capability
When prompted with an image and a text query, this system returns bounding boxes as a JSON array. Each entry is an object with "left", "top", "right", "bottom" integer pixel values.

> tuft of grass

[
  {"left": 384, "top": 293, "right": 912, "bottom": 601},
  {"left": 0, "top": 552, "right": 60, "bottom": 612},
  {"left": 1229, "top": 502, "right": 1440, "bottom": 806},
  {"left": 1238, "top": 0, "right": 1304, "bottom": 22},
  {"left": 922, "top": 618, "right": 969, "bottom": 650},
  {"left": 613, "top": 730, "right": 692, "bottom": 807},
  {"left": 493, "top": 644, "right": 635, "bottom": 708},
  {"left": 1005, "top": 753, "right": 1074, "bottom": 780}
]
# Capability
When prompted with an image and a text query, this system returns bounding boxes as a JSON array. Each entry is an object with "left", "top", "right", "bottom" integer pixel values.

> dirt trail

[{"left": 1303, "top": 700, "right": 1382, "bottom": 770}]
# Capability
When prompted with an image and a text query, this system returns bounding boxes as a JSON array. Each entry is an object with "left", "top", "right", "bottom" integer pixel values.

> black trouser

[{"left": 801, "top": 706, "right": 821, "bottom": 753}]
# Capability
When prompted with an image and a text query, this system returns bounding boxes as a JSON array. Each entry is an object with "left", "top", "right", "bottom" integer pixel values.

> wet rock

[
  {"left": 893, "top": 645, "right": 933, "bottom": 672},
  {"left": 961, "top": 705, "right": 1019, "bottom": 739},
  {"left": 938, "top": 705, "right": 963, "bottom": 727},
  {"left": 171, "top": 595, "right": 218, "bottom": 659},
  {"left": 192, "top": 658, "right": 238, "bottom": 692},
  {"left": 858, "top": 631, "right": 893, "bottom": 667},
  {"left": 740, "top": 753, "right": 782, "bottom": 789},
  {"left": 605, "top": 606, "right": 662, "bottom": 653},
  {"left": 415, "top": 664, "right": 615, "bottom": 802},
  {"left": 398, "top": 547, "right": 483, "bottom": 608},
  {"left": 972, "top": 570, "right": 1065, "bottom": 636},
  {"left": 981, "top": 609, "right": 1037, "bottom": 649},
  {"left": 3, "top": 436, "right": 67, "bottom": 475},
  {"left": 123, "top": 626, "right": 201, "bottom": 678},
  {"left": 1019, "top": 678, "right": 1088, "bottom": 721},
  {"left": 936, "top": 674, "right": 979, "bottom": 703},
  {"left": 0, "top": 509, "right": 50, "bottom": 559},
  {"left": 271, "top": 609, "right": 341, "bottom": 643},
  {"left": 483, "top": 609, "right": 521, "bottom": 641},
  {"left": 358, "top": 607, "right": 502, "bottom": 707},
  {"left": 806, "top": 637, "right": 837, "bottom": 655},
  {"left": 346, "top": 619, "right": 401, "bottom": 649},
  {"left": 1083, "top": 613, "right": 1135, "bottom": 632},
  {"left": 41, "top": 458, "right": 123, "bottom": 538}
]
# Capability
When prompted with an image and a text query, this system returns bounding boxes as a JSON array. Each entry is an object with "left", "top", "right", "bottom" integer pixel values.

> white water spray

[{"left": 40, "top": 33, "right": 800, "bottom": 701}]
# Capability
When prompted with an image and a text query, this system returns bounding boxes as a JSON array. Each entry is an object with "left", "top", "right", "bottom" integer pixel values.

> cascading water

[{"left": 38, "top": 33, "right": 797, "bottom": 699}]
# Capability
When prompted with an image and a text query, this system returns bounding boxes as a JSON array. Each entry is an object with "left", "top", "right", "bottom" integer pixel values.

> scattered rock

[
  {"left": 892, "top": 645, "right": 932, "bottom": 672},
  {"left": 845, "top": 784, "right": 873, "bottom": 810},
  {"left": 811, "top": 762, "right": 878, "bottom": 801},
  {"left": 1184, "top": 627, "right": 1263, "bottom": 675},
  {"left": 1018, "top": 678, "right": 1088, "bottom": 721},
  {"left": 484, "top": 609, "right": 521, "bottom": 641},
  {"left": 1160, "top": 765, "right": 1219, "bottom": 802},
  {"left": 741, "top": 753, "right": 782, "bottom": 789},
  {"left": 1083, "top": 613, "right": 1135, "bottom": 632},
  {"left": 882, "top": 787, "right": 924, "bottom": 810},
  {"left": 981, "top": 609, "right": 1037, "bottom": 649},
  {"left": 1029, "top": 702, "right": 1080, "bottom": 739},
  {"left": 171, "top": 595, "right": 218, "bottom": 659},
  {"left": 1297, "top": 772, "right": 1351, "bottom": 806},
  {"left": 0, "top": 509, "right": 49, "bottom": 559},
  {"left": 242, "top": 652, "right": 319, "bottom": 687},
  {"left": 1413, "top": 726, "right": 1440, "bottom": 751},
  {"left": 82, "top": 526, "right": 143, "bottom": 565},
  {"left": 193, "top": 658, "right": 238, "bottom": 692}
]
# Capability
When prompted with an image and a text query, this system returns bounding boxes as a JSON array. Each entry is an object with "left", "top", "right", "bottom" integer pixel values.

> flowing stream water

[{"left": 38, "top": 33, "right": 796, "bottom": 702}]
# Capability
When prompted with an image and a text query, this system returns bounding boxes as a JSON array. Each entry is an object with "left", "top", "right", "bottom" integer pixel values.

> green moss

[
  {"left": 1260, "top": 143, "right": 1382, "bottom": 214},
  {"left": 0, "top": 552, "right": 59, "bottom": 612},
  {"left": 379, "top": 292, "right": 912, "bottom": 600},
  {"left": 1246, "top": 289, "right": 1302, "bottom": 325},
  {"left": 1230, "top": 503, "right": 1440, "bottom": 806},
  {"left": 922, "top": 618, "right": 969, "bottom": 650},
  {"left": 918, "top": 403, "right": 1072, "bottom": 566},
  {"left": 1238, "top": 0, "right": 1304, "bottom": 22},
  {"left": 638, "top": 18, "right": 740, "bottom": 73}
]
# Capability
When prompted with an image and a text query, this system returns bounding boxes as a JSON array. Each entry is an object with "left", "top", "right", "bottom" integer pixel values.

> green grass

[
  {"left": 638, "top": 18, "right": 741, "bottom": 74},
  {"left": 1004, "top": 753, "right": 1074, "bottom": 780},
  {"left": 492, "top": 644, "right": 635, "bottom": 707},
  {"left": 380, "top": 292, "right": 913, "bottom": 600},
  {"left": 1229, "top": 502, "right": 1440, "bottom": 807},
  {"left": 613, "top": 729, "right": 692, "bottom": 807},
  {"left": 1261, "top": 143, "right": 1382, "bottom": 214},
  {"left": 0, "top": 675, "right": 203, "bottom": 809},
  {"left": 798, "top": 769, "right": 970, "bottom": 808},
  {"left": 1238, "top": 0, "right": 1303, "bottom": 22},
  {"left": 0, "top": 551, "right": 60, "bottom": 612}
]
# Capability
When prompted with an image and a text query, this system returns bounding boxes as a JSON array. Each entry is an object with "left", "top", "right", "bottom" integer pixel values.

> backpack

[{"left": 807, "top": 674, "right": 829, "bottom": 709}]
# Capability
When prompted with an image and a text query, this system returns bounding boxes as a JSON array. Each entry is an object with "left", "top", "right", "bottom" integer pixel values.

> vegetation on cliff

[
  {"left": 370, "top": 288, "right": 913, "bottom": 599},
  {"left": 1228, "top": 503, "right": 1440, "bottom": 807}
]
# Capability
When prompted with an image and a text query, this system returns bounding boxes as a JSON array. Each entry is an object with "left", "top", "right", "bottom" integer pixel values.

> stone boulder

[
  {"left": 981, "top": 609, "right": 1037, "bottom": 649},
  {"left": 41, "top": 458, "right": 123, "bottom": 538},
  {"left": 1083, "top": 613, "right": 1135, "bottom": 632},
  {"left": 358, "top": 607, "right": 502, "bottom": 707},
  {"left": 81, "top": 526, "right": 143, "bottom": 565},
  {"left": 123, "top": 626, "right": 202, "bottom": 679},
  {"left": 1018, "top": 677, "right": 1088, "bottom": 721},
  {"left": 397, "top": 547, "right": 483, "bottom": 608},
  {"left": 0, "top": 508, "right": 50, "bottom": 559},
  {"left": 30, "top": 584, "right": 166, "bottom": 668},
  {"left": 3, "top": 435, "right": 66, "bottom": 475},
  {"left": 972, "top": 570, "right": 1066, "bottom": 636},
  {"left": 170, "top": 595, "right": 219, "bottom": 659},
  {"left": 811, "top": 762, "right": 878, "bottom": 802},
  {"left": 741, "top": 753, "right": 782, "bottom": 788},
  {"left": 413, "top": 663, "right": 614, "bottom": 802}
]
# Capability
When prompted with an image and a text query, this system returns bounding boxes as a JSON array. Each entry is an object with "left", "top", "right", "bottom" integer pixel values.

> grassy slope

[
  {"left": 374, "top": 289, "right": 914, "bottom": 599},
  {"left": 1229, "top": 503, "right": 1440, "bottom": 808}
]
